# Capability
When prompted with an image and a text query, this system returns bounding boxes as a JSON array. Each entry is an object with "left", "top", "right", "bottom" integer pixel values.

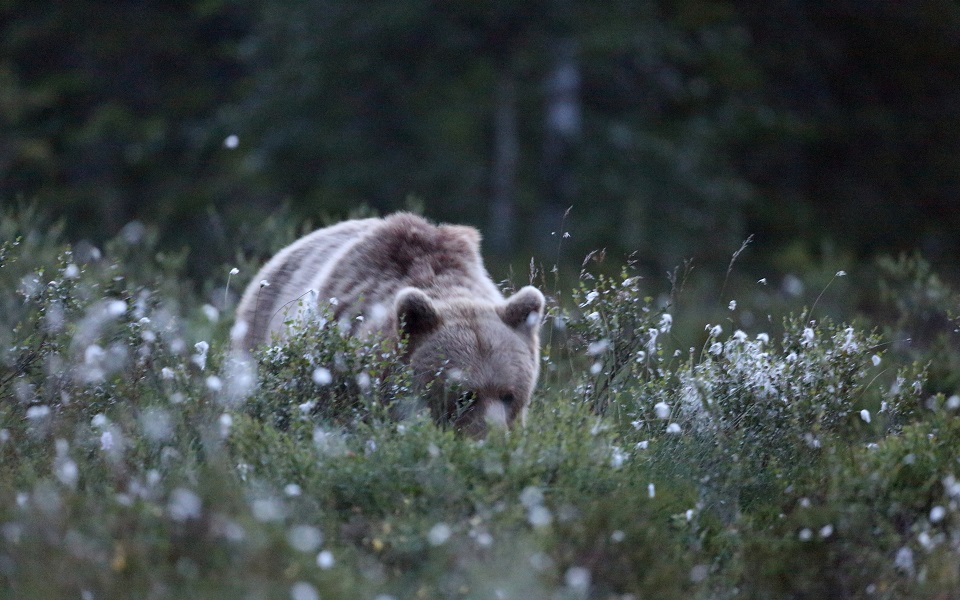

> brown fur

[{"left": 235, "top": 213, "right": 544, "bottom": 435}]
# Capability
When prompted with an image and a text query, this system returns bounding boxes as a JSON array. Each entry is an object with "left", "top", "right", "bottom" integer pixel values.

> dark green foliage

[{"left": 1, "top": 213, "right": 960, "bottom": 598}]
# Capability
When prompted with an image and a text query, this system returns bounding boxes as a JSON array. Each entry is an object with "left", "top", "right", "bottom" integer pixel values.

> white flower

[
  {"left": 26, "top": 405, "right": 50, "bottom": 420},
  {"left": 580, "top": 291, "right": 599, "bottom": 307},
  {"left": 229, "top": 267, "right": 240, "bottom": 275},
  {"left": 100, "top": 431, "right": 114, "bottom": 451},
  {"left": 290, "top": 582, "right": 318, "bottom": 600},
  {"left": 801, "top": 327, "right": 815, "bottom": 346},
  {"left": 798, "top": 528, "right": 813, "bottom": 541},
  {"left": 757, "top": 278, "right": 767, "bottom": 285},
  {"left": 666, "top": 423, "right": 681, "bottom": 434},
  {"left": 202, "top": 304, "right": 219, "bottom": 322},
  {"left": 223, "top": 135, "right": 239, "bottom": 149},
  {"left": 894, "top": 546, "right": 914, "bottom": 573},
  {"left": 836, "top": 270, "right": 847, "bottom": 277},
  {"left": 520, "top": 486, "right": 544, "bottom": 508},
  {"left": 647, "top": 483, "right": 655, "bottom": 498},
  {"left": 860, "top": 409, "right": 871, "bottom": 424},
  {"left": 259, "top": 279, "right": 269, "bottom": 288},
  {"left": 819, "top": 524, "right": 834, "bottom": 538},
  {"left": 728, "top": 300, "right": 737, "bottom": 310},
  {"left": 106, "top": 300, "right": 126, "bottom": 317},
  {"left": 312, "top": 368, "right": 332, "bottom": 386},
  {"left": 872, "top": 354, "right": 881, "bottom": 367},
  {"left": 192, "top": 341, "right": 209, "bottom": 370},
  {"left": 708, "top": 342, "right": 723, "bottom": 356},
  {"left": 654, "top": 402, "right": 670, "bottom": 419},
  {"left": 356, "top": 372, "right": 371, "bottom": 390},
  {"left": 64, "top": 264, "right": 80, "bottom": 279},
  {"left": 528, "top": 505, "right": 553, "bottom": 528},
  {"left": 609, "top": 446, "right": 628, "bottom": 469},
  {"left": 658, "top": 313, "right": 673, "bottom": 333},
  {"left": 587, "top": 339, "right": 610, "bottom": 356},
  {"left": 564, "top": 567, "right": 591, "bottom": 592},
  {"left": 287, "top": 525, "right": 324, "bottom": 552},
  {"left": 756, "top": 333, "right": 769, "bottom": 344},
  {"left": 428, "top": 523, "right": 452, "bottom": 546},
  {"left": 219, "top": 413, "right": 233, "bottom": 437},
  {"left": 84, "top": 344, "right": 105, "bottom": 366},
  {"left": 168, "top": 488, "right": 202, "bottom": 521},
  {"left": 206, "top": 376, "right": 223, "bottom": 391},
  {"left": 930, "top": 506, "right": 947, "bottom": 523},
  {"left": 316, "top": 550, "right": 335, "bottom": 569}
]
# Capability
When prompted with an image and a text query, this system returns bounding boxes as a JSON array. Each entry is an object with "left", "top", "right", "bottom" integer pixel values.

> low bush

[{"left": 1, "top": 209, "right": 958, "bottom": 599}]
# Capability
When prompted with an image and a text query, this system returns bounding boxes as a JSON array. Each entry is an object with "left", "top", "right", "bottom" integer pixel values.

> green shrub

[{"left": 1, "top": 210, "right": 959, "bottom": 599}]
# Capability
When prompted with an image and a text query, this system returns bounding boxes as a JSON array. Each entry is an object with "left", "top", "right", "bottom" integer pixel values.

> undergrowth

[{"left": 1, "top": 207, "right": 959, "bottom": 599}]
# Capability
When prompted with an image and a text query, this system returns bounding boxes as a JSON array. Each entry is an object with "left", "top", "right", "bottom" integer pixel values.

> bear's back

[
  {"left": 235, "top": 217, "right": 378, "bottom": 350},
  {"left": 235, "top": 213, "right": 502, "bottom": 351}
]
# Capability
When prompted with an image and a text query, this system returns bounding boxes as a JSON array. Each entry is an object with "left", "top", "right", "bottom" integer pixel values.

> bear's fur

[{"left": 235, "top": 213, "right": 544, "bottom": 436}]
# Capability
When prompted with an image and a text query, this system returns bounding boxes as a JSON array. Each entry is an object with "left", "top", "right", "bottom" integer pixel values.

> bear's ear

[
  {"left": 395, "top": 287, "right": 441, "bottom": 341},
  {"left": 500, "top": 286, "right": 545, "bottom": 332}
]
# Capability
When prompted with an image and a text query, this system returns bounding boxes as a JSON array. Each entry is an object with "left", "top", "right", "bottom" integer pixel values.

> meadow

[{"left": 1, "top": 208, "right": 959, "bottom": 600}]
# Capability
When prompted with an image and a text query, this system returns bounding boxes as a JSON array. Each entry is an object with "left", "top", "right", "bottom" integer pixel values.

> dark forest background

[{"left": 3, "top": 0, "right": 960, "bottom": 293}]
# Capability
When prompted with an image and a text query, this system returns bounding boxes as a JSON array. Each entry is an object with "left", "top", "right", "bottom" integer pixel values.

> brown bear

[{"left": 235, "top": 213, "right": 544, "bottom": 436}]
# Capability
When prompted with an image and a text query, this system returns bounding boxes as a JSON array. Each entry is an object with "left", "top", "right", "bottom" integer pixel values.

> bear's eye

[
  {"left": 456, "top": 390, "right": 476, "bottom": 408},
  {"left": 500, "top": 393, "right": 516, "bottom": 406}
]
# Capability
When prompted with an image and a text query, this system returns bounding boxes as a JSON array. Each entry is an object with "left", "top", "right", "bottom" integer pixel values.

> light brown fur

[{"left": 235, "top": 213, "right": 544, "bottom": 435}]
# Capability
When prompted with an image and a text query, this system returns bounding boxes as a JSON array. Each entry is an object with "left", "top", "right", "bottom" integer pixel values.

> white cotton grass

[
  {"left": 201, "top": 304, "right": 219, "bottom": 323},
  {"left": 609, "top": 446, "right": 628, "bottom": 469},
  {"left": 287, "top": 525, "right": 324, "bottom": 552},
  {"left": 192, "top": 341, "right": 209, "bottom": 370},
  {"left": 654, "top": 402, "right": 670, "bottom": 419},
  {"left": 316, "top": 550, "right": 335, "bottom": 569},
  {"left": 564, "top": 566, "right": 591, "bottom": 593},
  {"left": 312, "top": 367, "right": 332, "bottom": 386},
  {"left": 520, "top": 486, "right": 553, "bottom": 528},
  {"left": 930, "top": 506, "right": 947, "bottom": 523},
  {"left": 168, "top": 488, "right": 202, "bottom": 522},
  {"left": 289, "top": 582, "right": 318, "bottom": 600},
  {"left": 427, "top": 523, "right": 452, "bottom": 546}
]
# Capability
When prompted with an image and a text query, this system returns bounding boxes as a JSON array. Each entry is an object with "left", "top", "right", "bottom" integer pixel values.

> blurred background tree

[{"left": 2, "top": 0, "right": 959, "bottom": 289}]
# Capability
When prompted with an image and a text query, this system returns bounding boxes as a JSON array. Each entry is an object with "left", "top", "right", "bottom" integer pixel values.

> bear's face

[{"left": 396, "top": 286, "right": 544, "bottom": 437}]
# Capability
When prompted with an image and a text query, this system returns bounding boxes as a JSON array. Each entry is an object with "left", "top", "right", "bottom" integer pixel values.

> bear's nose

[{"left": 483, "top": 399, "right": 508, "bottom": 429}]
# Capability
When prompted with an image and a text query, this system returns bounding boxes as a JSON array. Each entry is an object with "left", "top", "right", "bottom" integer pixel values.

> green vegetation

[{"left": 2, "top": 210, "right": 959, "bottom": 599}]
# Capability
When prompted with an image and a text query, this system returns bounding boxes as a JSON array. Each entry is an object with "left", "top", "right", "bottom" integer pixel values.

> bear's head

[{"left": 395, "top": 286, "right": 545, "bottom": 437}]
